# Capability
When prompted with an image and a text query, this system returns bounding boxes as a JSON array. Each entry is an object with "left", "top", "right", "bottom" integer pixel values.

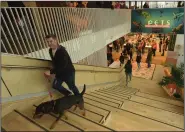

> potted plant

[{"left": 159, "top": 63, "right": 184, "bottom": 100}]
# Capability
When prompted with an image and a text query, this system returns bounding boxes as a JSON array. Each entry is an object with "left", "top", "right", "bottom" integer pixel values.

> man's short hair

[{"left": 45, "top": 34, "right": 57, "bottom": 39}]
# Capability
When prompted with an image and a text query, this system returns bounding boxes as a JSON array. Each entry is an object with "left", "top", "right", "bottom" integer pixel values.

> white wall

[{"left": 174, "top": 34, "right": 184, "bottom": 66}]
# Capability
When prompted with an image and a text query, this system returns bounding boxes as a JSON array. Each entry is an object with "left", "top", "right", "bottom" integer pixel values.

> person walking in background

[
  {"left": 44, "top": 34, "right": 80, "bottom": 96},
  {"left": 165, "top": 37, "right": 169, "bottom": 51},
  {"left": 136, "top": 49, "right": 142, "bottom": 71},
  {"left": 122, "top": 45, "right": 127, "bottom": 58},
  {"left": 113, "top": 40, "right": 119, "bottom": 52},
  {"left": 135, "top": 40, "right": 140, "bottom": 50},
  {"left": 125, "top": 40, "right": 130, "bottom": 53},
  {"left": 141, "top": 39, "right": 146, "bottom": 54},
  {"left": 107, "top": 46, "right": 113, "bottom": 65},
  {"left": 124, "top": 60, "right": 132, "bottom": 87},
  {"left": 143, "top": 2, "right": 149, "bottom": 8},
  {"left": 129, "top": 48, "right": 133, "bottom": 61},
  {"left": 76, "top": 1, "right": 85, "bottom": 8},
  {"left": 119, "top": 36, "right": 125, "bottom": 49},
  {"left": 152, "top": 40, "right": 157, "bottom": 56},
  {"left": 120, "top": 53, "right": 124, "bottom": 66},
  {"left": 138, "top": 42, "right": 142, "bottom": 52},
  {"left": 146, "top": 48, "right": 153, "bottom": 68},
  {"left": 159, "top": 38, "right": 163, "bottom": 52},
  {"left": 161, "top": 42, "right": 166, "bottom": 56}
]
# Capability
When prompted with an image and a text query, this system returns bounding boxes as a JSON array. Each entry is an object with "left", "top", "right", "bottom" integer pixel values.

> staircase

[{"left": 2, "top": 84, "right": 184, "bottom": 131}]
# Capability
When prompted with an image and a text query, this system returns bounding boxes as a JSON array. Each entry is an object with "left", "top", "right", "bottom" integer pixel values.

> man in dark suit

[{"left": 44, "top": 34, "right": 80, "bottom": 96}]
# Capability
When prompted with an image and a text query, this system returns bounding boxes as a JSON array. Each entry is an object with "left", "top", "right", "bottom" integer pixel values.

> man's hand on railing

[{"left": 44, "top": 71, "right": 54, "bottom": 82}]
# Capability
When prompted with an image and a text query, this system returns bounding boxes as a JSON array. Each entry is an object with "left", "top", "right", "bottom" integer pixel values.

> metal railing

[{"left": 1, "top": 7, "right": 131, "bottom": 65}]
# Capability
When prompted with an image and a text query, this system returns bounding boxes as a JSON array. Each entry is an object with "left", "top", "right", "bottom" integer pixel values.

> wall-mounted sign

[{"left": 131, "top": 8, "right": 184, "bottom": 34}]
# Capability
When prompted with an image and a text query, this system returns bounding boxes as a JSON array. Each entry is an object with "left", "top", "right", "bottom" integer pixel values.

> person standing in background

[
  {"left": 129, "top": 48, "right": 133, "bottom": 61},
  {"left": 138, "top": 42, "right": 142, "bottom": 52},
  {"left": 161, "top": 42, "right": 166, "bottom": 56},
  {"left": 177, "top": 1, "right": 184, "bottom": 7},
  {"left": 113, "top": 40, "right": 119, "bottom": 52},
  {"left": 136, "top": 49, "right": 142, "bottom": 71},
  {"left": 120, "top": 1, "right": 128, "bottom": 9},
  {"left": 151, "top": 40, "right": 157, "bottom": 57},
  {"left": 125, "top": 40, "right": 131, "bottom": 55},
  {"left": 114, "top": 2, "right": 120, "bottom": 9},
  {"left": 120, "top": 52, "right": 124, "bottom": 66},
  {"left": 76, "top": 1, "right": 85, "bottom": 8},
  {"left": 146, "top": 48, "right": 153, "bottom": 68},
  {"left": 107, "top": 46, "right": 113, "bottom": 65},
  {"left": 141, "top": 39, "right": 146, "bottom": 54},
  {"left": 165, "top": 37, "right": 169, "bottom": 51},
  {"left": 66, "top": 1, "right": 74, "bottom": 7},
  {"left": 124, "top": 60, "right": 132, "bottom": 87},
  {"left": 143, "top": 2, "right": 149, "bottom": 8},
  {"left": 159, "top": 38, "right": 163, "bottom": 52},
  {"left": 119, "top": 36, "right": 125, "bottom": 49}
]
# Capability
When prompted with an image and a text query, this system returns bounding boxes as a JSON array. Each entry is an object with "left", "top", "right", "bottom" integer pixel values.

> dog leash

[{"left": 44, "top": 73, "right": 53, "bottom": 101}]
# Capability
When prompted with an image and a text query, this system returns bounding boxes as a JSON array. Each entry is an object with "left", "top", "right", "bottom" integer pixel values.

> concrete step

[
  {"left": 17, "top": 107, "right": 81, "bottom": 131},
  {"left": 89, "top": 91, "right": 129, "bottom": 101},
  {"left": 50, "top": 109, "right": 112, "bottom": 131},
  {"left": 84, "top": 97, "right": 182, "bottom": 131},
  {"left": 99, "top": 87, "right": 138, "bottom": 95},
  {"left": 121, "top": 101, "right": 184, "bottom": 129},
  {"left": 89, "top": 88, "right": 184, "bottom": 129},
  {"left": 2, "top": 111, "right": 46, "bottom": 131},
  {"left": 72, "top": 102, "right": 111, "bottom": 124},
  {"left": 2, "top": 95, "right": 48, "bottom": 118},
  {"left": 85, "top": 93, "right": 123, "bottom": 108},
  {"left": 130, "top": 95, "right": 184, "bottom": 115},
  {"left": 100, "top": 86, "right": 138, "bottom": 94},
  {"left": 95, "top": 88, "right": 138, "bottom": 99},
  {"left": 135, "top": 92, "right": 184, "bottom": 107},
  {"left": 84, "top": 94, "right": 121, "bottom": 108}
]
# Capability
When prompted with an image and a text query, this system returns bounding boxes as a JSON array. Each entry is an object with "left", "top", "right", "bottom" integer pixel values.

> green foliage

[
  {"left": 159, "top": 63, "right": 184, "bottom": 88},
  {"left": 173, "top": 93, "right": 181, "bottom": 98},
  {"left": 168, "top": 33, "right": 177, "bottom": 51}
]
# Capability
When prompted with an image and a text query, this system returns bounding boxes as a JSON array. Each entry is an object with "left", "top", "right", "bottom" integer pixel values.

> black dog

[{"left": 33, "top": 84, "right": 86, "bottom": 129}]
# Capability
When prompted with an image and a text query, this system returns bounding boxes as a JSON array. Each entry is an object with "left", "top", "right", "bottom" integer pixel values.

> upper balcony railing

[{"left": 1, "top": 7, "right": 131, "bottom": 64}]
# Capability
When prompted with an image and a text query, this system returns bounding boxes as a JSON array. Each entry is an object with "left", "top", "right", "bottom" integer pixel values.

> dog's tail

[{"left": 80, "top": 84, "right": 86, "bottom": 95}]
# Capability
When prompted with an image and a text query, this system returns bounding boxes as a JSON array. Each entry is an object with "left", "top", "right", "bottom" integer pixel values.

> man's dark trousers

[{"left": 52, "top": 72, "right": 80, "bottom": 96}]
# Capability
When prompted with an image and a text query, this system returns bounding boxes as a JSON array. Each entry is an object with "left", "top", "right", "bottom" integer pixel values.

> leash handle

[{"left": 44, "top": 73, "right": 53, "bottom": 100}]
